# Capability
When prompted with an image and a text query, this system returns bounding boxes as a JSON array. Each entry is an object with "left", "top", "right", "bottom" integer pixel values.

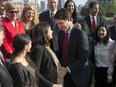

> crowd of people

[{"left": 0, "top": 0, "right": 116, "bottom": 87}]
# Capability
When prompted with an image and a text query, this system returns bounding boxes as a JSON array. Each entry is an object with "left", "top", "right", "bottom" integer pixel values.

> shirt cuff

[
  {"left": 107, "top": 75, "right": 112, "bottom": 80},
  {"left": 67, "top": 66, "right": 71, "bottom": 73}
]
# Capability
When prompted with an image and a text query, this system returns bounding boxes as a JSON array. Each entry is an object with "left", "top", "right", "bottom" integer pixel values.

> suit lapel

[
  {"left": 87, "top": 16, "right": 92, "bottom": 30},
  {"left": 113, "top": 26, "right": 116, "bottom": 32},
  {"left": 0, "top": 63, "right": 13, "bottom": 82},
  {"left": 85, "top": 16, "right": 94, "bottom": 35},
  {"left": 43, "top": 47, "right": 57, "bottom": 67},
  {"left": 97, "top": 16, "right": 100, "bottom": 27},
  {"left": 47, "top": 10, "right": 51, "bottom": 23}
]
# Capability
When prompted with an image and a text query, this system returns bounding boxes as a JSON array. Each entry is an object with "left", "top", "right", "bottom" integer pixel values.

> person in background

[
  {"left": 73, "top": 18, "right": 84, "bottom": 29},
  {"left": 39, "top": 0, "right": 60, "bottom": 55},
  {"left": 109, "top": 13, "right": 116, "bottom": 87},
  {"left": 0, "top": 22, "right": 14, "bottom": 87},
  {"left": 9, "top": 34, "right": 39, "bottom": 87},
  {"left": 94, "top": 25, "right": 115, "bottom": 87},
  {"left": 20, "top": 5, "right": 38, "bottom": 39},
  {"left": 64, "top": 0, "right": 77, "bottom": 23},
  {"left": 0, "top": 0, "right": 7, "bottom": 20},
  {"left": 31, "top": 22, "right": 63, "bottom": 87},
  {"left": 1, "top": 2, "right": 24, "bottom": 63},
  {"left": 54, "top": 8, "right": 89, "bottom": 87},
  {"left": 83, "top": 1, "right": 106, "bottom": 86},
  {"left": 83, "top": 1, "right": 106, "bottom": 36}
]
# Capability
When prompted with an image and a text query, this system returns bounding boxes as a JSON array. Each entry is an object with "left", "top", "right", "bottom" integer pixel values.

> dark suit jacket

[
  {"left": 39, "top": 10, "right": 52, "bottom": 27},
  {"left": 39, "top": 10, "right": 59, "bottom": 52},
  {"left": 58, "top": 26, "right": 89, "bottom": 86},
  {"left": 109, "top": 25, "right": 116, "bottom": 41},
  {"left": 83, "top": 15, "right": 106, "bottom": 37},
  {"left": 0, "top": 61, "right": 13, "bottom": 87},
  {"left": 31, "top": 45, "right": 57, "bottom": 87}
]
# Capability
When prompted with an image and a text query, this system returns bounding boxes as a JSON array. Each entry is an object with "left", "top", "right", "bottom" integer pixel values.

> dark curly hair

[
  {"left": 94, "top": 24, "right": 110, "bottom": 45},
  {"left": 32, "top": 22, "right": 50, "bottom": 47}
]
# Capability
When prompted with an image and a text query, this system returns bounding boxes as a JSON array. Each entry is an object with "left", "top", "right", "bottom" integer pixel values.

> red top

[{"left": 1, "top": 17, "right": 24, "bottom": 57}]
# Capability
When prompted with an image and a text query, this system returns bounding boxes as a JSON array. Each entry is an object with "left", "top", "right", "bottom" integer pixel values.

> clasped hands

[{"left": 58, "top": 67, "right": 68, "bottom": 78}]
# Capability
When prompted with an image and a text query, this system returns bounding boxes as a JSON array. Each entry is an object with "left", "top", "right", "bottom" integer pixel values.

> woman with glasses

[{"left": 1, "top": 2, "right": 24, "bottom": 64}]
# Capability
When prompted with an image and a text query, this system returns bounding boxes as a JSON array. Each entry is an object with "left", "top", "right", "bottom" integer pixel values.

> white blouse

[{"left": 95, "top": 38, "right": 115, "bottom": 79}]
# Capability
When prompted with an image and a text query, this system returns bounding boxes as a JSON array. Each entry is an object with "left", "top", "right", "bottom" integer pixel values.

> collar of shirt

[
  {"left": 0, "top": 58, "right": 4, "bottom": 66},
  {"left": 89, "top": 14, "right": 97, "bottom": 24},
  {"left": 49, "top": 10, "right": 57, "bottom": 18},
  {"left": 66, "top": 24, "right": 74, "bottom": 40}
]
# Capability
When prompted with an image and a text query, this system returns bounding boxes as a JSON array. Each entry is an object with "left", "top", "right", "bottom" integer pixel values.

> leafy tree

[
  {"left": 80, "top": 6, "right": 89, "bottom": 17},
  {"left": 80, "top": 0, "right": 116, "bottom": 17}
]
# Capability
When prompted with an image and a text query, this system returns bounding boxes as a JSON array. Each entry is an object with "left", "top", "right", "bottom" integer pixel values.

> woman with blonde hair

[
  {"left": 1, "top": 2, "right": 24, "bottom": 63},
  {"left": 20, "top": 5, "right": 38, "bottom": 38}
]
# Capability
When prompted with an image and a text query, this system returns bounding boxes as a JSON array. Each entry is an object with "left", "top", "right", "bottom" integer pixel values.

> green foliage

[
  {"left": 80, "top": 0, "right": 116, "bottom": 17},
  {"left": 99, "top": 2, "right": 116, "bottom": 17},
  {"left": 80, "top": 6, "right": 89, "bottom": 17}
]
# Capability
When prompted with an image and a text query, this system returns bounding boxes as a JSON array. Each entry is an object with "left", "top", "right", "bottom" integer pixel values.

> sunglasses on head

[{"left": 9, "top": 11, "right": 19, "bottom": 14}]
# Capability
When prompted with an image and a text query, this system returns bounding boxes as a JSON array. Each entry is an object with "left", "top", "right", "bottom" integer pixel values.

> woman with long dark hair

[
  {"left": 31, "top": 22, "right": 63, "bottom": 87},
  {"left": 64, "top": 0, "right": 77, "bottom": 23},
  {"left": 94, "top": 25, "right": 115, "bottom": 87}
]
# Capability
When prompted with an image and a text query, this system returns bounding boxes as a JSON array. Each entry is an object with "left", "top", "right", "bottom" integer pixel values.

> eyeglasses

[{"left": 9, "top": 11, "right": 19, "bottom": 14}]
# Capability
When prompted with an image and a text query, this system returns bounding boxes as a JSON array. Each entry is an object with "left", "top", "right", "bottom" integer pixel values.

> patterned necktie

[
  {"left": 62, "top": 32, "right": 68, "bottom": 67},
  {"left": 92, "top": 16, "right": 96, "bottom": 32},
  {"left": 51, "top": 12, "right": 54, "bottom": 29}
]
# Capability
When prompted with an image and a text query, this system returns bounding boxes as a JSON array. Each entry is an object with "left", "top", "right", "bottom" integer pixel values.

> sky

[
  {"left": 72, "top": 0, "right": 88, "bottom": 6},
  {"left": 39, "top": 0, "right": 88, "bottom": 6},
  {"left": 13, "top": 0, "right": 87, "bottom": 7}
]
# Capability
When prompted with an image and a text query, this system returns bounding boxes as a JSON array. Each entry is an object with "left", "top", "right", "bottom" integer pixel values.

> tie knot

[
  {"left": 51, "top": 12, "right": 54, "bottom": 17},
  {"left": 92, "top": 16, "right": 95, "bottom": 19}
]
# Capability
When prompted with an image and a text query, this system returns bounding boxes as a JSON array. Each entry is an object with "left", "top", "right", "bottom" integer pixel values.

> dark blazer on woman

[
  {"left": 31, "top": 45, "right": 57, "bottom": 87},
  {"left": 58, "top": 26, "right": 89, "bottom": 87},
  {"left": 0, "top": 61, "right": 13, "bottom": 87}
]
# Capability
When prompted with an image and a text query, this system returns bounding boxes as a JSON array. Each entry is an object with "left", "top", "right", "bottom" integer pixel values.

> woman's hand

[{"left": 52, "top": 84, "right": 62, "bottom": 87}]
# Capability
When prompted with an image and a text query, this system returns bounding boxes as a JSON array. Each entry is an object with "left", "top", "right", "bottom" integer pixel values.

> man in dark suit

[
  {"left": 39, "top": 0, "right": 59, "bottom": 54},
  {"left": 83, "top": 1, "right": 106, "bottom": 87},
  {"left": 83, "top": 1, "right": 106, "bottom": 37},
  {"left": 54, "top": 8, "right": 90, "bottom": 87},
  {"left": 0, "top": 25, "right": 13, "bottom": 87},
  {"left": 109, "top": 13, "right": 116, "bottom": 87}
]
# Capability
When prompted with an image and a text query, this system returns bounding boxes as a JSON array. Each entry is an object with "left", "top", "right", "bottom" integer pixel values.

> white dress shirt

[{"left": 95, "top": 38, "right": 115, "bottom": 79}]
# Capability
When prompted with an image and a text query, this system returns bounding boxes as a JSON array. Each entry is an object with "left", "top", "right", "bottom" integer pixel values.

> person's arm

[
  {"left": 107, "top": 41, "right": 115, "bottom": 83},
  {"left": 1, "top": 25, "right": 13, "bottom": 54}
]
